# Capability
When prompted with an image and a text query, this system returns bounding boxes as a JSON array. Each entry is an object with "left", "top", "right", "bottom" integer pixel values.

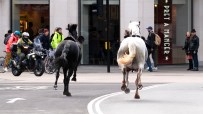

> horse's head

[
  {"left": 67, "top": 24, "right": 77, "bottom": 38},
  {"left": 128, "top": 21, "right": 141, "bottom": 36}
]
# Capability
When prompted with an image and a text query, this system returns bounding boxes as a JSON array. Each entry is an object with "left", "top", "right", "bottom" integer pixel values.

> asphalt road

[
  {"left": 90, "top": 83, "right": 203, "bottom": 114},
  {"left": 0, "top": 65, "right": 203, "bottom": 114},
  {"left": 0, "top": 81, "right": 154, "bottom": 114}
]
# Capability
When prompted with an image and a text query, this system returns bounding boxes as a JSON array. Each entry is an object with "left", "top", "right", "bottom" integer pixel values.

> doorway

[{"left": 80, "top": 0, "right": 120, "bottom": 65}]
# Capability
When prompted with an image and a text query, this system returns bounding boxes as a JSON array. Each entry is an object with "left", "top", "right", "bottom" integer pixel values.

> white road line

[
  {"left": 7, "top": 98, "right": 26, "bottom": 104},
  {"left": 87, "top": 84, "right": 168, "bottom": 114}
]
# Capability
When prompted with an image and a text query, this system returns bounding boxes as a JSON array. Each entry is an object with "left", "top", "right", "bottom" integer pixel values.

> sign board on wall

[{"left": 157, "top": 0, "right": 173, "bottom": 64}]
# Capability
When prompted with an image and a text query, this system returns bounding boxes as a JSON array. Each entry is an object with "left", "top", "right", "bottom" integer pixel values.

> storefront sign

[{"left": 157, "top": 0, "right": 172, "bottom": 64}]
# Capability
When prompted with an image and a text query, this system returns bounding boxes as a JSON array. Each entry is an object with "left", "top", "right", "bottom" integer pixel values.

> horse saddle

[{"left": 64, "top": 36, "right": 78, "bottom": 42}]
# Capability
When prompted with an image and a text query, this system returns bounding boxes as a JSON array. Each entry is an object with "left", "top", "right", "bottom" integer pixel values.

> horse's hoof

[
  {"left": 121, "top": 85, "right": 127, "bottom": 91},
  {"left": 64, "top": 92, "right": 72, "bottom": 96},
  {"left": 63, "top": 90, "right": 72, "bottom": 96},
  {"left": 71, "top": 77, "right": 77, "bottom": 82},
  {"left": 134, "top": 94, "right": 140, "bottom": 99},
  {"left": 138, "top": 84, "right": 143, "bottom": 90},
  {"left": 53, "top": 85, "right": 57, "bottom": 90},
  {"left": 124, "top": 88, "right": 130, "bottom": 94}
]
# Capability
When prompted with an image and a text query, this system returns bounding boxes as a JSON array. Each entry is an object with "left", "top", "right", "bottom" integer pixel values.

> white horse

[{"left": 117, "top": 21, "right": 148, "bottom": 99}]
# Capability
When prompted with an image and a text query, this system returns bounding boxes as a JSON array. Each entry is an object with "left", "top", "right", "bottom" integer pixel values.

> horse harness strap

[{"left": 132, "top": 35, "right": 141, "bottom": 38}]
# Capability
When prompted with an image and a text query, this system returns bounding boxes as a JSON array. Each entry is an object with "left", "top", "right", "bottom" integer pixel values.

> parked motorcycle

[{"left": 11, "top": 43, "right": 46, "bottom": 76}]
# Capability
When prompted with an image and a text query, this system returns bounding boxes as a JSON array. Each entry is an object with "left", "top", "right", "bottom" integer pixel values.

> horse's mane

[{"left": 128, "top": 21, "right": 140, "bottom": 36}]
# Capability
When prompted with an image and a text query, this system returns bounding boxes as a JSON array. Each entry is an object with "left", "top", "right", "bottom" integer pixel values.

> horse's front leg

[
  {"left": 53, "top": 67, "right": 60, "bottom": 90},
  {"left": 71, "top": 68, "right": 77, "bottom": 82},
  {"left": 63, "top": 68, "right": 73, "bottom": 96},
  {"left": 135, "top": 68, "right": 143, "bottom": 99}
]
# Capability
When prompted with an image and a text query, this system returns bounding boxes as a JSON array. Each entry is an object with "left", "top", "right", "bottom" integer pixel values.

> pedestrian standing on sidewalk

[
  {"left": 183, "top": 32, "right": 193, "bottom": 70},
  {"left": 189, "top": 29, "right": 199, "bottom": 71}
]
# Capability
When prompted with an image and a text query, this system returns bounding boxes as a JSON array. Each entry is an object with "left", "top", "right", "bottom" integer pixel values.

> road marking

[
  {"left": 7, "top": 98, "right": 26, "bottom": 104},
  {"left": 0, "top": 86, "right": 48, "bottom": 90},
  {"left": 87, "top": 84, "right": 168, "bottom": 114}
]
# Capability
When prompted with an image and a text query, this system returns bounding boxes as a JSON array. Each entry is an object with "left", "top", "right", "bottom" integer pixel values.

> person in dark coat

[
  {"left": 145, "top": 26, "right": 156, "bottom": 72},
  {"left": 183, "top": 32, "right": 193, "bottom": 70},
  {"left": 39, "top": 28, "right": 50, "bottom": 50},
  {"left": 26, "top": 22, "right": 34, "bottom": 42},
  {"left": 189, "top": 29, "right": 199, "bottom": 71}
]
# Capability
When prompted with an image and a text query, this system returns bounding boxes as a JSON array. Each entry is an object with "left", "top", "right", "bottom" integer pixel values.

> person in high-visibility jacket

[{"left": 51, "top": 27, "right": 64, "bottom": 49}]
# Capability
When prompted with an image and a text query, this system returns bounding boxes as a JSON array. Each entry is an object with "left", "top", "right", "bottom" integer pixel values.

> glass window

[
  {"left": 80, "top": 0, "right": 120, "bottom": 65},
  {"left": 12, "top": 0, "right": 49, "bottom": 41}
]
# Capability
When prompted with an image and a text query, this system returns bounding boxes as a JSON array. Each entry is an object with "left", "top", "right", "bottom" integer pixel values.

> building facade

[{"left": 0, "top": 0, "right": 202, "bottom": 65}]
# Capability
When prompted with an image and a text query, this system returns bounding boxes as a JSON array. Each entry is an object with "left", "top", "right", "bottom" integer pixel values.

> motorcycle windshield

[{"left": 34, "top": 38, "right": 43, "bottom": 50}]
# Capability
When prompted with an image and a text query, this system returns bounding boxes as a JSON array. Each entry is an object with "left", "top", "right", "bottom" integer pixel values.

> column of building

[
  {"left": 120, "top": 0, "right": 154, "bottom": 40},
  {"left": 0, "top": 0, "right": 10, "bottom": 56},
  {"left": 49, "top": 0, "right": 78, "bottom": 37},
  {"left": 193, "top": 0, "right": 203, "bottom": 65}
]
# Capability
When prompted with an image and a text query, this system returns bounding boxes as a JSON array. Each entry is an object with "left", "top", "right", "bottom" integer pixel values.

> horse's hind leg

[
  {"left": 72, "top": 53, "right": 81, "bottom": 82},
  {"left": 121, "top": 68, "right": 130, "bottom": 94},
  {"left": 121, "top": 68, "right": 127, "bottom": 91},
  {"left": 137, "top": 68, "right": 143, "bottom": 89},
  {"left": 54, "top": 68, "right": 60, "bottom": 90},
  {"left": 63, "top": 68, "right": 73, "bottom": 96},
  {"left": 124, "top": 69, "right": 130, "bottom": 94},
  {"left": 134, "top": 68, "right": 142, "bottom": 99}
]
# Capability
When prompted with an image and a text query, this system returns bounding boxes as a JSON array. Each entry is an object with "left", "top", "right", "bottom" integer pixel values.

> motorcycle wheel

[
  {"left": 34, "top": 59, "right": 45, "bottom": 76},
  {"left": 11, "top": 65, "right": 22, "bottom": 76}
]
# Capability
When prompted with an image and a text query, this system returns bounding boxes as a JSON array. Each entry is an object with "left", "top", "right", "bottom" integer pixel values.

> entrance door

[
  {"left": 80, "top": 0, "right": 120, "bottom": 65},
  {"left": 89, "top": 5, "right": 120, "bottom": 65}
]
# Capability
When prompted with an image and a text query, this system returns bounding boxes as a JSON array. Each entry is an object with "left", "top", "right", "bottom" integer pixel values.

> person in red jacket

[{"left": 3, "top": 31, "right": 21, "bottom": 72}]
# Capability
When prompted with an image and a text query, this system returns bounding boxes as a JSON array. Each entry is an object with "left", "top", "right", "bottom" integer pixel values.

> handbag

[{"left": 186, "top": 55, "right": 192, "bottom": 60}]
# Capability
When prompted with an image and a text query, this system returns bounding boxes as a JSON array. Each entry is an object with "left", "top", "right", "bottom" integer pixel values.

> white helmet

[{"left": 22, "top": 32, "right": 30, "bottom": 37}]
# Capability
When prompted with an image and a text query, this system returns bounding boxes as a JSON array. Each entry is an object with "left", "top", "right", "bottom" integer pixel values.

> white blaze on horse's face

[{"left": 128, "top": 21, "right": 140, "bottom": 36}]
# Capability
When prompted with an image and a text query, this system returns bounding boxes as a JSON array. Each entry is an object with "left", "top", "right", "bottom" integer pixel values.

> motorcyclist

[{"left": 16, "top": 32, "right": 33, "bottom": 68}]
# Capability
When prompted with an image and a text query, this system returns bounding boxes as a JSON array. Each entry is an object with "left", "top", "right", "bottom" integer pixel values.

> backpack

[
  {"left": 4, "top": 34, "right": 11, "bottom": 45},
  {"left": 154, "top": 34, "right": 161, "bottom": 46}
]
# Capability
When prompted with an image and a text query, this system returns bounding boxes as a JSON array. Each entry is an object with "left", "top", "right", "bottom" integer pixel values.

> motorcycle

[{"left": 11, "top": 43, "right": 46, "bottom": 76}]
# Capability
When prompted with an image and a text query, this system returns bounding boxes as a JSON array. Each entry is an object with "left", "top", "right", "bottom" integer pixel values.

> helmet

[
  {"left": 14, "top": 31, "right": 21, "bottom": 36},
  {"left": 22, "top": 32, "right": 29, "bottom": 37}
]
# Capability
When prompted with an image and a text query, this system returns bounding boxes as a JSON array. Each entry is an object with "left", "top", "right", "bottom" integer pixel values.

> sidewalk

[{"left": 0, "top": 65, "right": 203, "bottom": 83}]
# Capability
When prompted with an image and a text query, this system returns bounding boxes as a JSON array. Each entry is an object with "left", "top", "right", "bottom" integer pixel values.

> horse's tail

[
  {"left": 54, "top": 43, "right": 70, "bottom": 67},
  {"left": 117, "top": 43, "right": 136, "bottom": 65}
]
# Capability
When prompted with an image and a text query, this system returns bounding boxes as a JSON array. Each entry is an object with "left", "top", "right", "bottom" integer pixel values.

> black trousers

[
  {"left": 188, "top": 59, "right": 193, "bottom": 69},
  {"left": 192, "top": 52, "right": 199, "bottom": 69},
  {"left": 151, "top": 49, "right": 157, "bottom": 67},
  {"left": 18, "top": 53, "right": 26, "bottom": 66}
]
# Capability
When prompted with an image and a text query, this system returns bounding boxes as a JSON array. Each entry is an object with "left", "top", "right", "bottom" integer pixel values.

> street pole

[{"left": 106, "top": 0, "right": 110, "bottom": 73}]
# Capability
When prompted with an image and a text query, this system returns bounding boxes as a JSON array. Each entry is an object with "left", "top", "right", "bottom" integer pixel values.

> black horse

[
  {"left": 54, "top": 40, "right": 80, "bottom": 96},
  {"left": 53, "top": 24, "right": 84, "bottom": 96}
]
